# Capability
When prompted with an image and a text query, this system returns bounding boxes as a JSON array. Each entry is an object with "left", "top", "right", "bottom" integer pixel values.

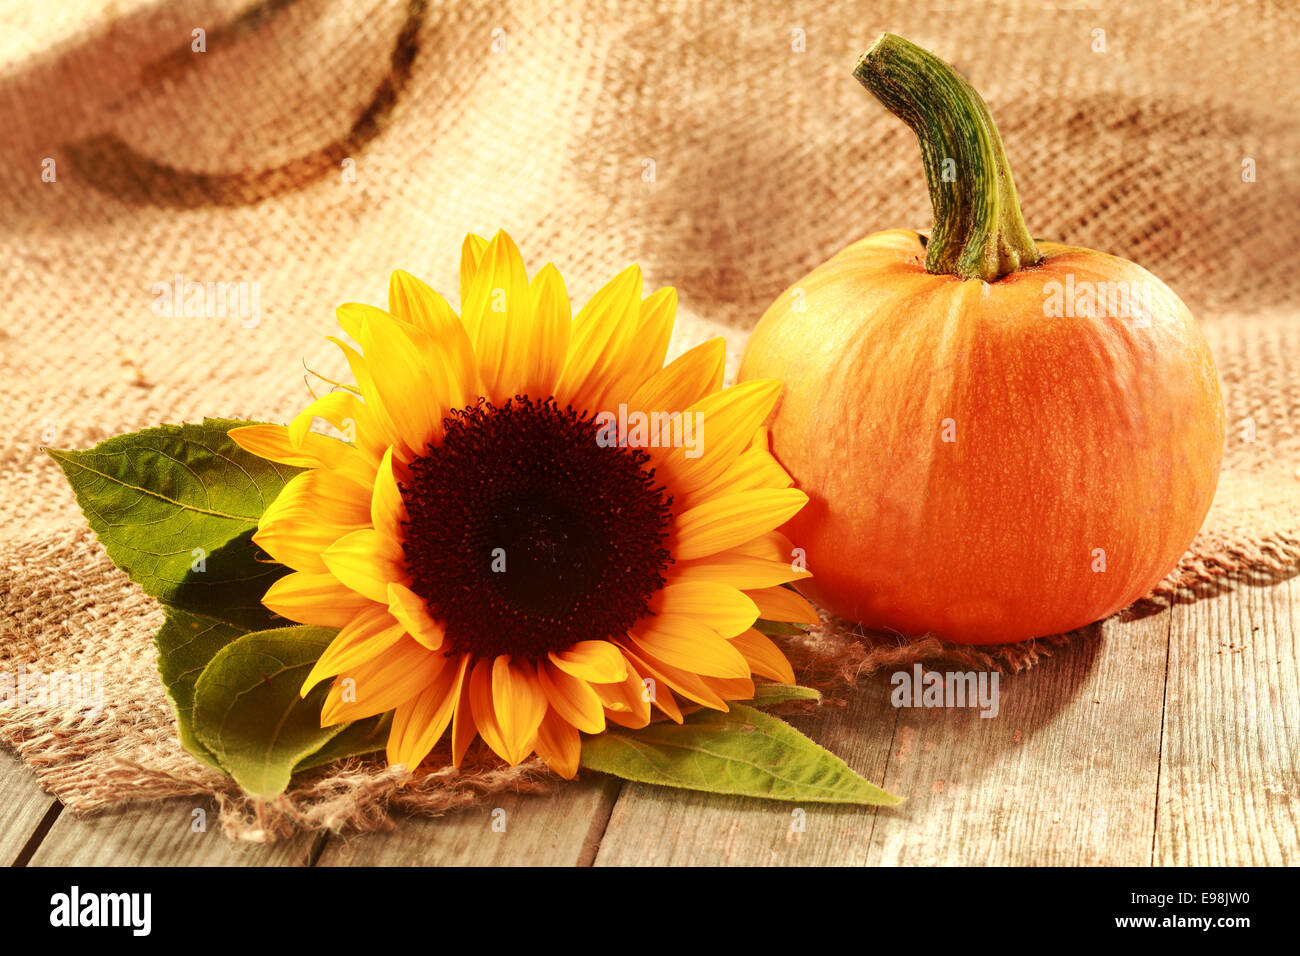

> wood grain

[
  {"left": 0, "top": 751, "right": 59, "bottom": 865},
  {"left": 316, "top": 777, "right": 620, "bottom": 866},
  {"left": 27, "top": 798, "right": 319, "bottom": 866},
  {"left": 594, "top": 607, "right": 1171, "bottom": 866},
  {"left": 1156, "top": 574, "right": 1299, "bottom": 864},
  {"left": 592, "top": 684, "right": 899, "bottom": 866},
  {"left": 865, "top": 612, "right": 1169, "bottom": 865}
]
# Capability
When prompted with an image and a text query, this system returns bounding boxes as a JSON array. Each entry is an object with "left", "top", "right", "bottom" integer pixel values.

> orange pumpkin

[{"left": 738, "top": 34, "right": 1225, "bottom": 644}]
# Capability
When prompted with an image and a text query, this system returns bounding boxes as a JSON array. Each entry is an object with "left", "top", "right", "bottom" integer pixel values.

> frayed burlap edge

[{"left": 0, "top": 707, "right": 555, "bottom": 844}]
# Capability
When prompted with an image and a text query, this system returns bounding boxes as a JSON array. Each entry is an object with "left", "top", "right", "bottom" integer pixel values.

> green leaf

[
  {"left": 748, "top": 682, "right": 822, "bottom": 707},
  {"left": 293, "top": 713, "right": 391, "bottom": 772},
  {"left": 191, "top": 625, "right": 348, "bottom": 797},
  {"left": 753, "top": 619, "right": 809, "bottom": 637},
  {"left": 159, "top": 612, "right": 383, "bottom": 783},
  {"left": 46, "top": 418, "right": 300, "bottom": 630},
  {"left": 154, "top": 608, "right": 249, "bottom": 769},
  {"left": 580, "top": 703, "right": 901, "bottom": 806}
]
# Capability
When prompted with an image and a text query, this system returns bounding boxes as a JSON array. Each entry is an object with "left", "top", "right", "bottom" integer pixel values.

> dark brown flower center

[{"left": 399, "top": 396, "right": 673, "bottom": 662}]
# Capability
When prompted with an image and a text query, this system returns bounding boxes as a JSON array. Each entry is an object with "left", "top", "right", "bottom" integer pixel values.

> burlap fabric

[{"left": 1, "top": 0, "right": 1296, "bottom": 840}]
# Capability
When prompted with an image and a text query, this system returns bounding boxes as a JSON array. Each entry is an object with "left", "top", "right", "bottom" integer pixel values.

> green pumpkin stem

[{"left": 853, "top": 33, "right": 1041, "bottom": 282}]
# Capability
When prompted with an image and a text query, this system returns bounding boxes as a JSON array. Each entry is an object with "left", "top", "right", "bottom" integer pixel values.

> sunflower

[{"left": 229, "top": 231, "right": 816, "bottom": 778}]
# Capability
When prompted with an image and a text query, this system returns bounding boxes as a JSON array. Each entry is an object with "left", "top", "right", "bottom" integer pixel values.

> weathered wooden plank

[
  {"left": 865, "top": 611, "right": 1170, "bottom": 865},
  {"left": 593, "top": 683, "right": 900, "bottom": 866},
  {"left": 28, "top": 798, "right": 319, "bottom": 866},
  {"left": 594, "top": 606, "right": 1168, "bottom": 865},
  {"left": 1157, "top": 575, "right": 1299, "bottom": 865},
  {"left": 18, "top": 580, "right": 1291, "bottom": 865},
  {"left": 0, "top": 751, "right": 60, "bottom": 865},
  {"left": 317, "top": 776, "right": 620, "bottom": 866}
]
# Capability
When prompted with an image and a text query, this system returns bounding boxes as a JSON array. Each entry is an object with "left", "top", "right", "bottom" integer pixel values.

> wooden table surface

[{"left": 3, "top": 573, "right": 1296, "bottom": 866}]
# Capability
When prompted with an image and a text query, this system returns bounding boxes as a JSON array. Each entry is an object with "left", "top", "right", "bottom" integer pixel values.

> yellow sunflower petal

[
  {"left": 262, "top": 571, "right": 378, "bottom": 627},
  {"left": 601, "top": 286, "right": 677, "bottom": 402},
  {"left": 749, "top": 585, "right": 821, "bottom": 625},
  {"left": 554, "top": 264, "right": 643, "bottom": 414},
  {"left": 386, "top": 582, "right": 444, "bottom": 650},
  {"left": 647, "top": 677, "right": 684, "bottom": 722},
  {"left": 228, "top": 424, "right": 353, "bottom": 470},
  {"left": 649, "top": 581, "right": 759, "bottom": 637},
  {"left": 590, "top": 657, "right": 652, "bottom": 729},
  {"left": 387, "top": 270, "right": 451, "bottom": 330},
  {"left": 262, "top": 467, "right": 371, "bottom": 528},
  {"left": 670, "top": 550, "right": 812, "bottom": 590},
  {"left": 461, "top": 231, "right": 531, "bottom": 402},
  {"left": 534, "top": 708, "right": 582, "bottom": 779},
  {"left": 389, "top": 269, "right": 480, "bottom": 411},
  {"left": 459, "top": 233, "right": 489, "bottom": 313},
  {"left": 703, "top": 675, "right": 756, "bottom": 701},
  {"left": 385, "top": 654, "right": 465, "bottom": 770},
  {"left": 336, "top": 302, "right": 392, "bottom": 343},
  {"left": 321, "top": 636, "right": 445, "bottom": 725},
  {"left": 491, "top": 655, "right": 548, "bottom": 765},
  {"left": 678, "top": 441, "right": 795, "bottom": 513},
  {"left": 451, "top": 658, "right": 478, "bottom": 767},
  {"left": 252, "top": 532, "right": 342, "bottom": 586},
  {"left": 616, "top": 648, "right": 684, "bottom": 723},
  {"left": 548, "top": 640, "right": 629, "bottom": 684},
  {"left": 631, "top": 287, "right": 677, "bottom": 377},
  {"left": 730, "top": 628, "right": 797, "bottom": 684},
  {"left": 620, "top": 642, "right": 728, "bottom": 712},
  {"left": 254, "top": 469, "right": 372, "bottom": 573},
  {"left": 538, "top": 661, "right": 605, "bottom": 734},
  {"left": 467, "top": 657, "right": 511, "bottom": 763},
  {"left": 354, "top": 315, "right": 446, "bottom": 457},
  {"left": 287, "top": 389, "right": 387, "bottom": 465},
  {"left": 628, "top": 614, "right": 751, "bottom": 679},
  {"left": 522, "top": 262, "right": 572, "bottom": 399},
  {"left": 370, "top": 447, "right": 408, "bottom": 539},
  {"left": 321, "top": 527, "right": 407, "bottom": 603},
  {"left": 673, "top": 488, "right": 809, "bottom": 561},
  {"left": 731, "top": 529, "right": 802, "bottom": 562},
  {"left": 650, "top": 379, "right": 783, "bottom": 495},
  {"left": 300, "top": 605, "right": 406, "bottom": 696},
  {"left": 326, "top": 336, "right": 407, "bottom": 454},
  {"left": 625, "top": 337, "right": 726, "bottom": 413}
]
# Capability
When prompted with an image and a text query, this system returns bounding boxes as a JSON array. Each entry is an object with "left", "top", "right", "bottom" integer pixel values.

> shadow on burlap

[{"left": 0, "top": 0, "right": 1296, "bottom": 840}]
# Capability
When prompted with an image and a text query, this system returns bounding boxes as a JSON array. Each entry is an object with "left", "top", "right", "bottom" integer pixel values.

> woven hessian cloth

[{"left": 1, "top": 0, "right": 1296, "bottom": 839}]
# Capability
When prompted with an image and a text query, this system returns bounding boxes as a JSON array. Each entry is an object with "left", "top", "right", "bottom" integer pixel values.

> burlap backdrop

[{"left": 1, "top": 0, "right": 1296, "bottom": 840}]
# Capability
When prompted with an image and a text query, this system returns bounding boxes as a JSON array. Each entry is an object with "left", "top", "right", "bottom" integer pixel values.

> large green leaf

[
  {"left": 46, "top": 418, "right": 299, "bottom": 630},
  {"left": 191, "top": 625, "right": 349, "bottom": 797},
  {"left": 580, "top": 703, "right": 901, "bottom": 806},
  {"left": 294, "top": 713, "right": 391, "bottom": 771},
  {"left": 159, "top": 611, "right": 384, "bottom": 782},
  {"left": 155, "top": 608, "right": 249, "bottom": 769}
]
